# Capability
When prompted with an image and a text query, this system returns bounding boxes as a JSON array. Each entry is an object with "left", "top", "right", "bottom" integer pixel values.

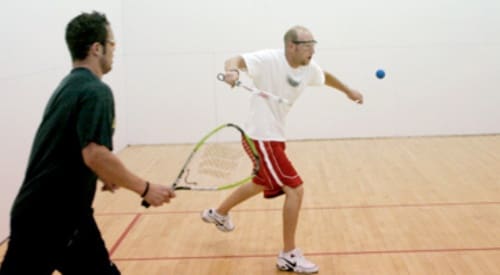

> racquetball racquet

[
  {"left": 217, "top": 73, "right": 291, "bottom": 106},
  {"left": 142, "top": 123, "right": 260, "bottom": 208}
]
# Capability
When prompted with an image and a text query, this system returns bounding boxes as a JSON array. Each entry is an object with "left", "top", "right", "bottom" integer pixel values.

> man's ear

[{"left": 89, "top": 42, "right": 103, "bottom": 57}]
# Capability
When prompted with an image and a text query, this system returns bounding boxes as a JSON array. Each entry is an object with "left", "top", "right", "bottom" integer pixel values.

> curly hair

[{"left": 65, "top": 11, "right": 109, "bottom": 61}]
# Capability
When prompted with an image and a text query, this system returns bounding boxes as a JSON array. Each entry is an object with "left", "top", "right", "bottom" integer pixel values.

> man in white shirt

[{"left": 202, "top": 25, "right": 363, "bottom": 274}]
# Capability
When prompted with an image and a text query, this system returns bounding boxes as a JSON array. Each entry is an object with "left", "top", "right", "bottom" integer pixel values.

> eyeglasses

[
  {"left": 292, "top": 40, "right": 317, "bottom": 45},
  {"left": 292, "top": 40, "right": 317, "bottom": 49},
  {"left": 106, "top": 39, "right": 116, "bottom": 47}
]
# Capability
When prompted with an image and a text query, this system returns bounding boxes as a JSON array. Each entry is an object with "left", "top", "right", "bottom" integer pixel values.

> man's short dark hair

[
  {"left": 284, "top": 28, "right": 298, "bottom": 45},
  {"left": 65, "top": 11, "right": 109, "bottom": 61}
]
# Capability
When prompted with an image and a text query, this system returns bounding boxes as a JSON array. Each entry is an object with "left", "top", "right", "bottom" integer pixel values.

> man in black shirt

[{"left": 0, "top": 11, "right": 175, "bottom": 275}]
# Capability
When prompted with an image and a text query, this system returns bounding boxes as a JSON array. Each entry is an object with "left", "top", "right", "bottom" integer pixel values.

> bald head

[{"left": 283, "top": 26, "right": 312, "bottom": 45}]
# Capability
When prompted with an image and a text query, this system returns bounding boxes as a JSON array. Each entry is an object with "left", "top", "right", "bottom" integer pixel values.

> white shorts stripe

[{"left": 257, "top": 140, "right": 284, "bottom": 187}]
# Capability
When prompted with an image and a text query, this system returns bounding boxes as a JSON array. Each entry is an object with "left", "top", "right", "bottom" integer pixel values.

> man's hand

[
  {"left": 101, "top": 182, "right": 119, "bottom": 193},
  {"left": 223, "top": 69, "right": 240, "bottom": 87},
  {"left": 346, "top": 89, "right": 363, "bottom": 104},
  {"left": 142, "top": 183, "right": 176, "bottom": 207}
]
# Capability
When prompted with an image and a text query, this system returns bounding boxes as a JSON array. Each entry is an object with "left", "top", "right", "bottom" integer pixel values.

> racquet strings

[{"left": 178, "top": 129, "right": 257, "bottom": 190}]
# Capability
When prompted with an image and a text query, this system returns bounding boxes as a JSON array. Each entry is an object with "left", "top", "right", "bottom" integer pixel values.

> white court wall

[
  {"left": 0, "top": 0, "right": 499, "bottom": 241},
  {"left": 121, "top": 0, "right": 500, "bottom": 143}
]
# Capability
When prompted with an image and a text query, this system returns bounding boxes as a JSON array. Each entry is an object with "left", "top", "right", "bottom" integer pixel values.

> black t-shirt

[{"left": 11, "top": 67, "right": 115, "bottom": 229}]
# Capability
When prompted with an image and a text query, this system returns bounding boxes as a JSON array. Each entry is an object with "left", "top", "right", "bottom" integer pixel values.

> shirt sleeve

[
  {"left": 242, "top": 49, "right": 273, "bottom": 80},
  {"left": 308, "top": 60, "right": 325, "bottom": 86},
  {"left": 76, "top": 83, "right": 115, "bottom": 151}
]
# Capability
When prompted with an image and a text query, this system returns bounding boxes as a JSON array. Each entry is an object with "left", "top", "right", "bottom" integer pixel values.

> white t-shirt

[{"left": 242, "top": 49, "right": 325, "bottom": 141}]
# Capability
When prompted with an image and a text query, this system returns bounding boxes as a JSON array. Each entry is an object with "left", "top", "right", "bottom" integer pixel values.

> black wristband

[{"left": 141, "top": 181, "right": 150, "bottom": 198}]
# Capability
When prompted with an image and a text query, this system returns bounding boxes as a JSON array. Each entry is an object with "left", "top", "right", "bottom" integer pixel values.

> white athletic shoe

[
  {"left": 201, "top": 208, "right": 235, "bottom": 232},
  {"left": 276, "top": 248, "right": 319, "bottom": 274}
]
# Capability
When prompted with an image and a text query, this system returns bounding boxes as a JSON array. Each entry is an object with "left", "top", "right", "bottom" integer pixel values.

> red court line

[
  {"left": 96, "top": 201, "right": 500, "bottom": 216},
  {"left": 111, "top": 246, "right": 500, "bottom": 262},
  {"left": 104, "top": 202, "right": 500, "bottom": 258},
  {"left": 108, "top": 213, "right": 142, "bottom": 257}
]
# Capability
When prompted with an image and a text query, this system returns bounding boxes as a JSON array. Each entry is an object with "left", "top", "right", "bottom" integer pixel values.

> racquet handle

[
  {"left": 216, "top": 73, "right": 227, "bottom": 82},
  {"left": 216, "top": 73, "right": 291, "bottom": 106}
]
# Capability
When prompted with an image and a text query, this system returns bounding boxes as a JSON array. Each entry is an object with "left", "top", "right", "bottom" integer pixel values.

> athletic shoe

[
  {"left": 201, "top": 208, "right": 235, "bottom": 232},
  {"left": 276, "top": 248, "right": 319, "bottom": 274}
]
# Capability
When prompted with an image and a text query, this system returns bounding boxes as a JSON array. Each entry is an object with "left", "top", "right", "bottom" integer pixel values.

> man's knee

[{"left": 283, "top": 184, "right": 304, "bottom": 198}]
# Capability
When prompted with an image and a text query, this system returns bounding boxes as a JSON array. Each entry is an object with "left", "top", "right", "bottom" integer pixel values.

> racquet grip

[{"left": 141, "top": 199, "right": 150, "bottom": 208}]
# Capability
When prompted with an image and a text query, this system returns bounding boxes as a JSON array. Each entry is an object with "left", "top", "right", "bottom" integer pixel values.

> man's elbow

[{"left": 82, "top": 142, "right": 107, "bottom": 169}]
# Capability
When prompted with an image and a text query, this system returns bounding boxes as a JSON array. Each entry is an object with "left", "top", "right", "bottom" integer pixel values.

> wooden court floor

[{"left": 1, "top": 135, "right": 500, "bottom": 274}]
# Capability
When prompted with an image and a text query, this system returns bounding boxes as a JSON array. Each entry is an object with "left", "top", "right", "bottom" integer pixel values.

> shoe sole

[{"left": 276, "top": 264, "right": 319, "bottom": 274}]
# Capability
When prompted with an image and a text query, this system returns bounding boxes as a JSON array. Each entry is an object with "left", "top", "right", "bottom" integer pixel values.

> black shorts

[{"left": 0, "top": 214, "right": 120, "bottom": 275}]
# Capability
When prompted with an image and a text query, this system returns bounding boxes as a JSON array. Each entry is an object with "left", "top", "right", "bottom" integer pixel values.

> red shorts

[{"left": 245, "top": 139, "right": 303, "bottom": 198}]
